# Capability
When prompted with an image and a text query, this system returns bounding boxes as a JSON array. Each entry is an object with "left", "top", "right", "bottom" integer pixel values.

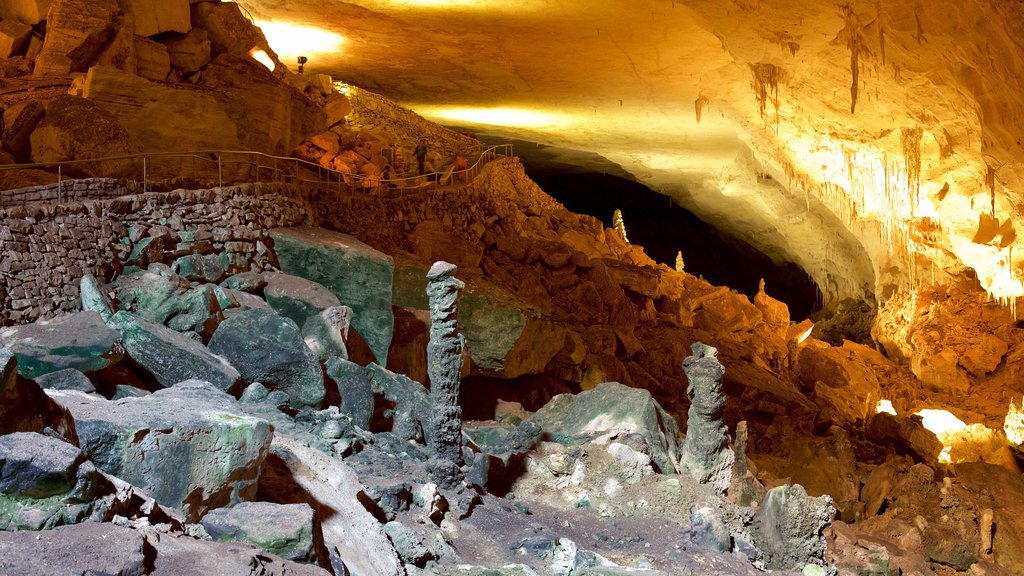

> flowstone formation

[
  {"left": 681, "top": 342, "right": 734, "bottom": 495},
  {"left": 425, "top": 261, "right": 466, "bottom": 489}
]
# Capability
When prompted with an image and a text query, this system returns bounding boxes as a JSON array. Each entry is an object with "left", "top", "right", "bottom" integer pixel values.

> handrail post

[
  {"left": 57, "top": 164, "right": 62, "bottom": 203},
  {"left": 217, "top": 153, "right": 223, "bottom": 190},
  {"left": 143, "top": 156, "right": 148, "bottom": 193},
  {"left": 256, "top": 156, "right": 260, "bottom": 183}
]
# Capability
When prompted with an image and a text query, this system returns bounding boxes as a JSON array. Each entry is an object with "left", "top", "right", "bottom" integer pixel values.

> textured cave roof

[{"left": 241, "top": 0, "right": 1024, "bottom": 309}]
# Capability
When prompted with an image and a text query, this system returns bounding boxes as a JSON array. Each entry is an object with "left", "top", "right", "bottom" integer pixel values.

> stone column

[
  {"left": 681, "top": 342, "right": 734, "bottom": 495},
  {"left": 425, "top": 261, "right": 466, "bottom": 488}
]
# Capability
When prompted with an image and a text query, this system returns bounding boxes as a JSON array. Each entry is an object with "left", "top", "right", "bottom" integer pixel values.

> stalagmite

[
  {"left": 425, "top": 260, "right": 466, "bottom": 488},
  {"left": 681, "top": 342, "right": 734, "bottom": 495},
  {"left": 675, "top": 250, "right": 685, "bottom": 272},
  {"left": 612, "top": 209, "right": 628, "bottom": 243}
]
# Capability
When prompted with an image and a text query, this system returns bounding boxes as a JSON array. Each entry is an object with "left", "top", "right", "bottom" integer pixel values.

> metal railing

[{"left": 0, "top": 144, "right": 514, "bottom": 203}]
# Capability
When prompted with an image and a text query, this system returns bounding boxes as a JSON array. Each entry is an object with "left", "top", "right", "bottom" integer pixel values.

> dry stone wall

[{"left": 0, "top": 181, "right": 323, "bottom": 324}]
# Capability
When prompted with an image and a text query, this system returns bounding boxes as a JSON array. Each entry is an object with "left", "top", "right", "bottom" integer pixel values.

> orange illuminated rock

[
  {"left": 0, "top": 0, "right": 52, "bottom": 26},
  {"left": 122, "top": 0, "right": 190, "bottom": 37},
  {"left": 0, "top": 20, "right": 32, "bottom": 59},
  {"left": 32, "top": 0, "right": 120, "bottom": 78}
]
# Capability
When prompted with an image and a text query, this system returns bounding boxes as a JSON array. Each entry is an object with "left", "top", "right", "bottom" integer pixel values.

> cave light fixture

[
  {"left": 254, "top": 20, "right": 346, "bottom": 64},
  {"left": 915, "top": 409, "right": 968, "bottom": 464},
  {"left": 1005, "top": 396, "right": 1024, "bottom": 446}
]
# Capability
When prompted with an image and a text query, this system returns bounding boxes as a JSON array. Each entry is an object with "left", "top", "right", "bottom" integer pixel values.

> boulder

[
  {"left": 751, "top": 483, "right": 834, "bottom": 571},
  {"left": 149, "top": 528, "right": 329, "bottom": 576},
  {"left": 201, "top": 501, "right": 316, "bottom": 562},
  {"left": 0, "top": 432, "right": 96, "bottom": 500},
  {"left": 133, "top": 36, "right": 171, "bottom": 82},
  {"left": 532, "top": 382, "right": 682, "bottom": 474},
  {"left": 48, "top": 380, "right": 273, "bottom": 521},
  {"left": 112, "top": 270, "right": 222, "bottom": 338},
  {"left": 0, "top": 523, "right": 147, "bottom": 575},
  {"left": 0, "top": 0, "right": 52, "bottom": 26},
  {"left": 190, "top": 1, "right": 275, "bottom": 59},
  {"left": 208, "top": 308, "right": 325, "bottom": 408},
  {"left": 172, "top": 253, "right": 228, "bottom": 284},
  {"left": 866, "top": 412, "right": 944, "bottom": 463},
  {"left": 224, "top": 289, "right": 269, "bottom": 310},
  {"left": 325, "top": 357, "right": 374, "bottom": 430},
  {"left": 29, "top": 96, "right": 141, "bottom": 169},
  {"left": 0, "top": 311, "right": 123, "bottom": 378},
  {"left": 260, "top": 435, "right": 405, "bottom": 576},
  {"left": 80, "top": 274, "right": 117, "bottom": 323},
  {"left": 35, "top": 368, "right": 97, "bottom": 394},
  {"left": 796, "top": 340, "right": 882, "bottom": 427},
  {"left": 0, "top": 348, "right": 78, "bottom": 442},
  {"left": 264, "top": 272, "right": 342, "bottom": 328},
  {"left": 223, "top": 271, "right": 267, "bottom": 293},
  {"left": 111, "top": 311, "right": 242, "bottom": 394},
  {"left": 270, "top": 227, "right": 394, "bottom": 365},
  {"left": 32, "top": 0, "right": 120, "bottom": 77},
  {"left": 367, "top": 362, "right": 431, "bottom": 442},
  {"left": 324, "top": 94, "right": 352, "bottom": 126},
  {"left": 0, "top": 20, "right": 32, "bottom": 59},
  {"left": 163, "top": 28, "right": 211, "bottom": 73},
  {"left": 122, "top": 0, "right": 190, "bottom": 37},
  {"left": 303, "top": 305, "right": 375, "bottom": 364}
]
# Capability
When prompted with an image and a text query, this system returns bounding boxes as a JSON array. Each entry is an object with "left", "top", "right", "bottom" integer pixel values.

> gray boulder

[
  {"left": 325, "top": 357, "right": 374, "bottom": 429},
  {"left": 201, "top": 501, "right": 316, "bottom": 562},
  {"left": 302, "top": 305, "right": 355, "bottom": 362},
  {"left": 0, "top": 523, "right": 148, "bottom": 575},
  {"left": 0, "top": 432, "right": 101, "bottom": 531},
  {"left": 208, "top": 308, "right": 325, "bottom": 408},
  {"left": 172, "top": 253, "right": 228, "bottom": 284},
  {"left": 35, "top": 368, "right": 96, "bottom": 394},
  {"left": 111, "top": 311, "right": 242, "bottom": 394},
  {"left": 149, "top": 529, "right": 330, "bottom": 575},
  {"left": 48, "top": 380, "right": 273, "bottom": 522},
  {"left": 0, "top": 348, "right": 78, "bottom": 443},
  {"left": 751, "top": 483, "right": 834, "bottom": 571},
  {"left": 111, "top": 270, "right": 221, "bottom": 339},
  {"left": 0, "top": 311, "right": 123, "bottom": 379},
  {"left": 223, "top": 271, "right": 267, "bottom": 293},
  {"left": 368, "top": 362, "right": 431, "bottom": 442},
  {"left": 531, "top": 382, "right": 681, "bottom": 474},
  {"left": 264, "top": 272, "right": 343, "bottom": 328}
]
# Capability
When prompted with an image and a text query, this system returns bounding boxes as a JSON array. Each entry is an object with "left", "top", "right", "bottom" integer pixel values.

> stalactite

[
  {"left": 836, "top": 4, "right": 874, "bottom": 115},
  {"left": 694, "top": 95, "right": 709, "bottom": 124},
  {"left": 749, "top": 63, "right": 783, "bottom": 125},
  {"left": 901, "top": 127, "right": 922, "bottom": 214}
]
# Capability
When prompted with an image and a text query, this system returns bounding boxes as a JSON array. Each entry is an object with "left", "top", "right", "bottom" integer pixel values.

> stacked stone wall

[{"left": 0, "top": 182, "right": 326, "bottom": 324}]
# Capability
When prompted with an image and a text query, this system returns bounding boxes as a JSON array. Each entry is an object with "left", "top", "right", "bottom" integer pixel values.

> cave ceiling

[{"left": 240, "top": 0, "right": 1024, "bottom": 311}]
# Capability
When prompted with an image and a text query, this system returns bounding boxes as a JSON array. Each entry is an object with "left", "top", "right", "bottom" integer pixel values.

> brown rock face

[
  {"left": 33, "top": 0, "right": 119, "bottom": 77},
  {"left": 29, "top": 95, "right": 140, "bottom": 171}
]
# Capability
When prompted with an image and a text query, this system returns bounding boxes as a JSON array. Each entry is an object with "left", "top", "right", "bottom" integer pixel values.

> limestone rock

[
  {"left": 796, "top": 340, "right": 883, "bottom": 427},
  {"left": 259, "top": 435, "right": 405, "bottom": 576},
  {"left": 0, "top": 523, "right": 148, "bottom": 575},
  {"left": 133, "top": 36, "right": 171, "bottom": 82},
  {"left": 959, "top": 333, "right": 1008, "bottom": 376},
  {"left": 208, "top": 308, "right": 325, "bottom": 408},
  {"left": 29, "top": 95, "right": 141, "bottom": 169},
  {"left": 680, "top": 343, "right": 733, "bottom": 492},
  {"left": 35, "top": 368, "right": 97, "bottom": 394},
  {"left": 0, "top": 432, "right": 96, "bottom": 500},
  {"left": 325, "top": 357, "right": 374, "bottom": 429},
  {"left": 122, "top": 0, "right": 190, "bottom": 37},
  {"left": 190, "top": 1, "right": 276, "bottom": 60},
  {"left": 0, "top": 0, "right": 52, "bottom": 26},
  {"left": 0, "top": 20, "right": 32, "bottom": 59},
  {"left": 111, "top": 270, "right": 222, "bottom": 338},
  {"left": 368, "top": 362, "right": 431, "bottom": 442},
  {"left": 264, "top": 272, "right": 342, "bottom": 328},
  {"left": 223, "top": 271, "right": 267, "bottom": 293},
  {"left": 172, "top": 253, "right": 228, "bottom": 284},
  {"left": 866, "top": 412, "right": 944, "bottom": 463},
  {"left": 425, "top": 261, "right": 466, "bottom": 488},
  {"left": 302, "top": 305, "right": 366, "bottom": 362},
  {"left": 33, "top": 0, "right": 121, "bottom": 77},
  {"left": 270, "top": 227, "right": 395, "bottom": 365},
  {"left": 48, "top": 380, "right": 273, "bottom": 521},
  {"left": 201, "top": 501, "right": 316, "bottom": 562},
  {"left": 752, "top": 483, "right": 834, "bottom": 571},
  {"left": 80, "top": 274, "right": 117, "bottom": 323},
  {"left": 150, "top": 526, "right": 330, "bottom": 576},
  {"left": 110, "top": 311, "right": 242, "bottom": 394},
  {"left": 325, "top": 94, "right": 352, "bottom": 125},
  {"left": 535, "top": 381, "right": 681, "bottom": 474},
  {"left": 163, "top": 28, "right": 211, "bottom": 73},
  {"left": 0, "top": 311, "right": 123, "bottom": 378},
  {"left": 0, "top": 348, "right": 78, "bottom": 442}
]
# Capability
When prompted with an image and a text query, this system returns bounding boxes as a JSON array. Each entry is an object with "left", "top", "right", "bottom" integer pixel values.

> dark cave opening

[{"left": 471, "top": 135, "right": 824, "bottom": 320}]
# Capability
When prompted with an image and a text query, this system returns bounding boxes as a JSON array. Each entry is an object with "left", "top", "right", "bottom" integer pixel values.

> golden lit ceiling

[{"left": 240, "top": 0, "right": 1024, "bottom": 310}]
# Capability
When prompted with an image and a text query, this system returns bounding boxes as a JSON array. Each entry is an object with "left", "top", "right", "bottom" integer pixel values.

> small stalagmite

[
  {"left": 681, "top": 342, "right": 734, "bottom": 495},
  {"left": 425, "top": 260, "right": 466, "bottom": 488}
]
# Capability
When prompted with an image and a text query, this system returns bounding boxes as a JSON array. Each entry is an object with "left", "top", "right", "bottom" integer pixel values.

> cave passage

[{"left": 475, "top": 135, "right": 823, "bottom": 319}]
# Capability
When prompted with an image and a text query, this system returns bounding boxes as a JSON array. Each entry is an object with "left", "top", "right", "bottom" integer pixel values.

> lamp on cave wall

[
  {"left": 249, "top": 48, "right": 276, "bottom": 71},
  {"left": 297, "top": 56, "right": 308, "bottom": 73}
]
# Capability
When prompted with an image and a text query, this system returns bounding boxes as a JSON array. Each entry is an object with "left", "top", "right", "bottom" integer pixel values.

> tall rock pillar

[
  {"left": 426, "top": 261, "right": 466, "bottom": 488},
  {"left": 681, "top": 342, "right": 734, "bottom": 495}
]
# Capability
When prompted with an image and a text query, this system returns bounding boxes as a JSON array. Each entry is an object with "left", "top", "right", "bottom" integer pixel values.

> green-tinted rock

[
  {"left": 0, "top": 311, "right": 123, "bottom": 378},
  {"left": 223, "top": 271, "right": 267, "bottom": 293},
  {"left": 172, "top": 253, "right": 228, "bottom": 284},
  {"left": 264, "top": 272, "right": 342, "bottom": 328},
  {"left": 35, "top": 369, "right": 96, "bottom": 394},
  {"left": 0, "top": 433, "right": 96, "bottom": 500},
  {"left": 459, "top": 291, "right": 525, "bottom": 371},
  {"left": 538, "top": 382, "right": 682, "bottom": 474},
  {"left": 367, "top": 363, "right": 430, "bottom": 443},
  {"left": 302, "top": 305, "right": 355, "bottom": 363},
  {"left": 201, "top": 501, "right": 315, "bottom": 562},
  {"left": 79, "top": 274, "right": 117, "bottom": 323},
  {"left": 48, "top": 381, "right": 273, "bottom": 522},
  {"left": 111, "top": 270, "right": 222, "bottom": 339},
  {"left": 208, "top": 308, "right": 325, "bottom": 408},
  {"left": 269, "top": 227, "right": 394, "bottom": 365},
  {"left": 111, "top": 311, "right": 242, "bottom": 394}
]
